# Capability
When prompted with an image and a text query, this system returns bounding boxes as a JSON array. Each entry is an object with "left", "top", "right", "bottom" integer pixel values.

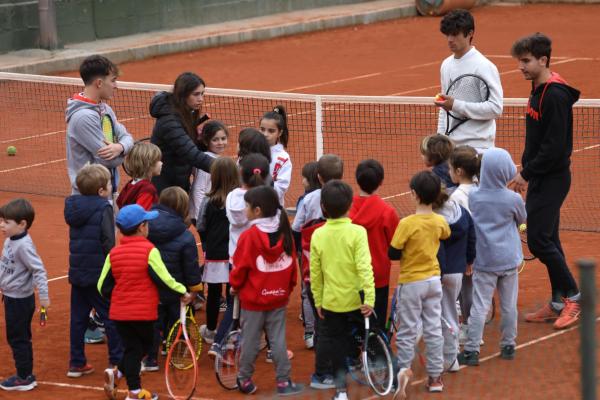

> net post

[
  {"left": 578, "top": 258, "right": 597, "bottom": 400},
  {"left": 315, "top": 95, "right": 323, "bottom": 159}
]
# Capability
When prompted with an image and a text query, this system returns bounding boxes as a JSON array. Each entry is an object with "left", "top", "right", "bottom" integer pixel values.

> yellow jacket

[{"left": 310, "top": 217, "right": 375, "bottom": 312}]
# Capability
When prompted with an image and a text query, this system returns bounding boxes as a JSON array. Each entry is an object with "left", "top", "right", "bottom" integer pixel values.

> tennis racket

[
  {"left": 443, "top": 73, "right": 490, "bottom": 135},
  {"left": 362, "top": 312, "right": 394, "bottom": 396},
  {"left": 166, "top": 306, "right": 201, "bottom": 368},
  {"left": 165, "top": 301, "right": 198, "bottom": 400},
  {"left": 215, "top": 295, "right": 241, "bottom": 390},
  {"left": 40, "top": 306, "right": 47, "bottom": 327}
]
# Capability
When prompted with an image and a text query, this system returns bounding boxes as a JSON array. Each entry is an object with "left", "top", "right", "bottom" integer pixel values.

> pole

[
  {"left": 38, "top": 0, "right": 59, "bottom": 50},
  {"left": 578, "top": 259, "right": 597, "bottom": 400}
]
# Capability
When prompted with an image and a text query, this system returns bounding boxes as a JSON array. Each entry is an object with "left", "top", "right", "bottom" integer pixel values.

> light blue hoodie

[{"left": 469, "top": 148, "right": 526, "bottom": 272}]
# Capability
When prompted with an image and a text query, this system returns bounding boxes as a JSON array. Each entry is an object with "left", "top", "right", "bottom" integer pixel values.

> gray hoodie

[
  {"left": 66, "top": 94, "right": 134, "bottom": 194},
  {"left": 469, "top": 148, "right": 526, "bottom": 271}
]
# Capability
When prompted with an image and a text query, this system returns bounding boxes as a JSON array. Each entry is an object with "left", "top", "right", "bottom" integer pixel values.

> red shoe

[
  {"left": 66, "top": 363, "right": 94, "bottom": 378},
  {"left": 525, "top": 303, "right": 559, "bottom": 323},
  {"left": 554, "top": 299, "right": 580, "bottom": 330}
]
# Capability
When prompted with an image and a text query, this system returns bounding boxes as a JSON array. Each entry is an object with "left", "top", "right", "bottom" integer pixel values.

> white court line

[
  {"left": 0, "top": 158, "right": 65, "bottom": 174},
  {"left": 282, "top": 72, "right": 383, "bottom": 92},
  {"left": 48, "top": 275, "right": 68, "bottom": 282},
  {"left": 363, "top": 317, "right": 599, "bottom": 400},
  {"left": 382, "top": 190, "right": 411, "bottom": 201}
]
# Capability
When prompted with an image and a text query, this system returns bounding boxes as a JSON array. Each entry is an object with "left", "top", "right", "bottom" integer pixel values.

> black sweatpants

[
  {"left": 115, "top": 321, "right": 154, "bottom": 391},
  {"left": 374, "top": 286, "right": 389, "bottom": 331},
  {"left": 3, "top": 294, "right": 35, "bottom": 378},
  {"left": 526, "top": 169, "right": 579, "bottom": 302}
]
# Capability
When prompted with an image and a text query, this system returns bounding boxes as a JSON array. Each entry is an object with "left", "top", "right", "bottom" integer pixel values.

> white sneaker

[
  {"left": 200, "top": 324, "right": 216, "bottom": 344},
  {"left": 332, "top": 390, "right": 349, "bottom": 400},
  {"left": 393, "top": 367, "right": 412, "bottom": 400},
  {"left": 304, "top": 333, "right": 314, "bottom": 349},
  {"left": 444, "top": 358, "right": 460, "bottom": 373}
]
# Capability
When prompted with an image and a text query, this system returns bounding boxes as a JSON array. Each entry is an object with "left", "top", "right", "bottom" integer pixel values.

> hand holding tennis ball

[
  {"left": 434, "top": 93, "right": 444, "bottom": 102},
  {"left": 6, "top": 146, "right": 16, "bottom": 156},
  {"left": 519, "top": 223, "right": 527, "bottom": 232}
]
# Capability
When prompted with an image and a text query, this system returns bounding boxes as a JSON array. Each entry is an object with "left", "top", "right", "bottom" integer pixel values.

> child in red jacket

[
  {"left": 349, "top": 159, "right": 399, "bottom": 329},
  {"left": 116, "top": 142, "right": 162, "bottom": 211},
  {"left": 230, "top": 186, "right": 303, "bottom": 396}
]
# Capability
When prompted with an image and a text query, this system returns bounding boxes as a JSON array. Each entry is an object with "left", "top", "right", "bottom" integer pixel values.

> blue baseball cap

[{"left": 116, "top": 204, "right": 159, "bottom": 231}]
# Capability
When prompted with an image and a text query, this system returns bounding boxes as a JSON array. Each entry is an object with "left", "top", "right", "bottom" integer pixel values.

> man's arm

[{"left": 70, "top": 113, "right": 125, "bottom": 168}]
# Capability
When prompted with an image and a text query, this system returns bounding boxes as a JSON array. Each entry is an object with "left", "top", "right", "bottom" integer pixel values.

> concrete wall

[{"left": 0, "top": 0, "right": 369, "bottom": 53}]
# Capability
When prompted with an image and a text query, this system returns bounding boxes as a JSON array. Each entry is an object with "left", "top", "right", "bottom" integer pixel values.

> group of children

[{"left": 0, "top": 98, "right": 528, "bottom": 400}]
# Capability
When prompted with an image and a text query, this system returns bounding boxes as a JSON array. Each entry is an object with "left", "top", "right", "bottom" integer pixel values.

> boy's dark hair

[
  {"left": 261, "top": 105, "right": 289, "bottom": 147},
  {"left": 317, "top": 154, "right": 343, "bottom": 183},
  {"left": 244, "top": 186, "right": 293, "bottom": 255},
  {"left": 511, "top": 32, "right": 552, "bottom": 67},
  {"left": 302, "top": 161, "right": 321, "bottom": 192},
  {"left": 0, "top": 198, "right": 35, "bottom": 229},
  {"left": 440, "top": 9, "right": 475, "bottom": 39},
  {"left": 321, "top": 180, "right": 353, "bottom": 219},
  {"left": 76, "top": 164, "right": 111, "bottom": 195},
  {"left": 410, "top": 171, "right": 442, "bottom": 205},
  {"left": 79, "top": 55, "right": 119, "bottom": 86},
  {"left": 421, "top": 135, "right": 454, "bottom": 166},
  {"left": 356, "top": 159, "right": 384, "bottom": 194},
  {"left": 238, "top": 128, "right": 272, "bottom": 163}
]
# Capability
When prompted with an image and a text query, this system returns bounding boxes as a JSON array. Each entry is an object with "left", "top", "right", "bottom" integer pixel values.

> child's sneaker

[
  {"left": 276, "top": 379, "right": 304, "bottom": 396},
  {"left": 392, "top": 367, "right": 412, "bottom": 400},
  {"left": 304, "top": 332, "right": 314, "bottom": 349},
  {"left": 427, "top": 375, "right": 444, "bottom": 393},
  {"left": 266, "top": 349, "right": 294, "bottom": 363},
  {"left": 141, "top": 358, "right": 159, "bottom": 372},
  {"left": 103, "top": 366, "right": 120, "bottom": 400},
  {"left": 237, "top": 377, "right": 257, "bottom": 394},
  {"left": 160, "top": 340, "right": 167, "bottom": 356},
  {"left": 457, "top": 350, "right": 479, "bottom": 366},
  {"left": 84, "top": 327, "right": 105, "bottom": 344},
  {"left": 0, "top": 374, "right": 37, "bottom": 391},
  {"left": 67, "top": 363, "right": 94, "bottom": 378},
  {"left": 208, "top": 342, "right": 221, "bottom": 359},
  {"left": 501, "top": 345, "right": 516, "bottom": 360},
  {"left": 332, "top": 390, "right": 349, "bottom": 400},
  {"left": 125, "top": 389, "right": 158, "bottom": 400},
  {"left": 444, "top": 358, "right": 460, "bottom": 373},
  {"left": 309, "top": 373, "right": 335, "bottom": 389},
  {"left": 200, "top": 324, "right": 216, "bottom": 344}
]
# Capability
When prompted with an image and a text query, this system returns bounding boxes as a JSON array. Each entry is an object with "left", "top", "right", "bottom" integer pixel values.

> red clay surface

[{"left": 2, "top": 3, "right": 600, "bottom": 399}]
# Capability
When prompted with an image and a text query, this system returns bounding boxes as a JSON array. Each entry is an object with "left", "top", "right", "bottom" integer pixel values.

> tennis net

[{"left": 0, "top": 72, "right": 598, "bottom": 231}]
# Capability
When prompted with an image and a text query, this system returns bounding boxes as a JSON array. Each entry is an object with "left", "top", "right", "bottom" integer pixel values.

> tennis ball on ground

[
  {"left": 519, "top": 223, "right": 527, "bottom": 232},
  {"left": 434, "top": 93, "right": 444, "bottom": 102},
  {"left": 6, "top": 146, "right": 16, "bottom": 156}
]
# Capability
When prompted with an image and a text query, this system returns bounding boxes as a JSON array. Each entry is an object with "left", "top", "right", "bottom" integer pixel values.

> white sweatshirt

[
  {"left": 270, "top": 144, "right": 292, "bottom": 206},
  {"left": 189, "top": 151, "right": 217, "bottom": 220},
  {"left": 449, "top": 183, "right": 475, "bottom": 213},
  {"left": 226, "top": 188, "right": 249, "bottom": 259},
  {"left": 437, "top": 47, "right": 503, "bottom": 150}
]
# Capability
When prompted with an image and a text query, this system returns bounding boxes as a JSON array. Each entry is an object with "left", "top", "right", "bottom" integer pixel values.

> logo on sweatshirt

[
  {"left": 256, "top": 253, "right": 292, "bottom": 273},
  {"left": 261, "top": 288, "right": 287, "bottom": 297},
  {"left": 526, "top": 100, "right": 540, "bottom": 121}
]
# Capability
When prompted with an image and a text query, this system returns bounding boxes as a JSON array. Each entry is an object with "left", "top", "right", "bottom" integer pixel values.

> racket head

[
  {"left": 445, "top": 74, "right": 490, "bottom": 134},
  {"left": 165, "top": 303, "right": 197, "bottom": 400},
  {"left": 215, "top": 329, "right": 242, "bottom": 390},
  {"left": 363, "top": 332, "right": 394, "bottom": 396}
]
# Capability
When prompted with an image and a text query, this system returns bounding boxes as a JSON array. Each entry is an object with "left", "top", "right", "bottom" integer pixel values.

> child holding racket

[
  {"left": 99, "top": 204, "right": 193, "bottom": 400},
  {"left": 259, "top": 105, "right": 292, "bottom": 206},
  {"left": 0, "top": 199, "right": 49, "bottom": 392},
  {"left": 435, "top": 9, "right": 503, "bottom": 151},
  {"left": 349, "top": 159, "right": 399, "bottom": 330},
  {"left": 117, "top": 142, "right": 162, "bottom": 211},
  {"left": 447, "top": 145, "right": 480, "bottom": 345},
  {"left": 458, "top": 148, "right": 525, "bottom": 367},
  {"left": 145, "top": 187, "right": 204, "bottom": 371},
  {"left": 230, "top": 185, "right": 303, "bottom": 396},
  {"left": 196, "top": 157, "right": 239, "bottom": 344},
  {"left": 389, "top": 171, "right": 450, "bottom": 397},
  {"left": 189, "top": 120, "right": 229, "bottom": 224},
  {"left": 310, "top": 180, "right": 375, "bottom": 400},
  {"left": 64, "top": 164, "right": 123, "bottom": 378},
  {"left": 420, "top": 135, "right": 457, "bottom": 194}
]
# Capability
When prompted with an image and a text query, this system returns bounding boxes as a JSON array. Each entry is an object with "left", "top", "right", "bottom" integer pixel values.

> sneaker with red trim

[
  {"left": 427, "top": 375, "right": 444, "bottom": 393},
  {"left": 525, "top": 303, "right": 559, "bottom": 323},
  {"left": 554, "top": 299, "right": 580, "bottom": 329},
  {"left": 67, "top": 363, "right": 94, "bottom": 378}
]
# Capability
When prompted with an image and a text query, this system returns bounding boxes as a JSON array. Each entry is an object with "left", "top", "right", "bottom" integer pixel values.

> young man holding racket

[
  {"left": 509, "top": 33, "right": 581, "bottom": 330},
  {"left": 435, "top": 9, "right": 503, "bottom": 151},
  {"left": 66, "top": 55, "right": 134, "bottom": 195}
]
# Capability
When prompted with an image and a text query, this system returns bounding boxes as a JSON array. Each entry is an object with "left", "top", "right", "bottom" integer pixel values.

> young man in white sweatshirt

[{"left": 435, "top": 9, "right": 503, "bottom": 151}]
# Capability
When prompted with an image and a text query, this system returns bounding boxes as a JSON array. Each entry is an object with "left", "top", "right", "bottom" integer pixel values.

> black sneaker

[
  {"left": 457, "top": 350, "right": 479, "bottom": 366},
  {"left": 237, "top": 377, "right": 257, "bottom": 395},
  {"left": 276, "top": 379, "right": 304, "bottom": 396},
  {"left": 501, "top": 345, "right": 515, "bottom": 360}
]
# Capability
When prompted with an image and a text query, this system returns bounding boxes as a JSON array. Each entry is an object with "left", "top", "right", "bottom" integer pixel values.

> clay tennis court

[{"left": 1, "top": 2, "right": 600, "bottom": 399}]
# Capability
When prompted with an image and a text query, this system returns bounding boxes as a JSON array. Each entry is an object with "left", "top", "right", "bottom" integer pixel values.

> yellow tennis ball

[
  {"left": 434, "top": 93, "right": 444, "bottom": 102},
  {"left": 519, "top": 223, "right": 527, "bottom": 232},
  {"left": 6, "top": 146, "right": 16, "bottom": 156}
]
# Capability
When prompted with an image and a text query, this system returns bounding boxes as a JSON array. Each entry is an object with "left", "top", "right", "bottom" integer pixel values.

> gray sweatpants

[
  {"left": 465, "top": 268, "right": 519, "bottom": 353},
  {"left": 441, "top": 273, "right": 463, "bottom": 364},
  {"left": 301, "top": 281, "right": 315, "bottom": 334},
  {"left": 395, "top": 278, "right": 444, "bottom": 377},
  {"left": 239, "top": 306, "right": 290, "bottom": 382}
]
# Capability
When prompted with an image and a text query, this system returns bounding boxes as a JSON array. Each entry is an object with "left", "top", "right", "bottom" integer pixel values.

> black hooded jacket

[
  {"left": 150, "top": 91, "right": 213, "bottom": 193},
  {"left": 521, "top": 73, "right": 580, "bottom": 181}
]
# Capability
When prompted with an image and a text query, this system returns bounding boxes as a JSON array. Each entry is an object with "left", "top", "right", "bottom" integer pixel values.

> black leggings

[
  {"left": 206, "top": 283, "right": 230, "bottom": 331},
  {"left": 115, "top": 321, "right": 154, "bottom": 391}
]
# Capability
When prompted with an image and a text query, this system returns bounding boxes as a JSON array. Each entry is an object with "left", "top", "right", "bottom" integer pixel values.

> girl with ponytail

[{"left": 260, "top": 105, "right": 292, "bottom": 206}]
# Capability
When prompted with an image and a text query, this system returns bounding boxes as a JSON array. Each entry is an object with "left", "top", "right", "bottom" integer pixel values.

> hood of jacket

[
  {"left": 149, "top": 91, "right": 173, "bottom": 119},
  {"left": 534, "top": 72, "right": 580, "bottom": 112},
  {"left": 227, "top": 188, "right": 248, "bottom": 226},
  {"left": 65, "top": 93, "right": 100, "bottom": 122},
  {"left": 64, "top": 195, "right": 110, "bottom": 228},
  {"left": 435, "top": 198, "right": 462, "bottom": 224},
  {"left": 147, "top": 204, "right": 188, "bottom": 244},
  {"left": 350, "top": 195, "right": 387, "bottom": 230},
  {"left": 479, "top": 147, "right": 517, "bottom": 190}
]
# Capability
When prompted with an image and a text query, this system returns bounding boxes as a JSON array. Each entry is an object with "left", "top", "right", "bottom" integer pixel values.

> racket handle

[
  {"left": 198, "top": 113, "right": 210, "bottom": 124},
  {"left": 232, "top": 296, "right": 240, "bottom": 319},
  {"left": 40, "top": 307, "right": 47, "bottom": 327},
  {"left": 364, "top": 315, "right": 370, "bottom": 330}
]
